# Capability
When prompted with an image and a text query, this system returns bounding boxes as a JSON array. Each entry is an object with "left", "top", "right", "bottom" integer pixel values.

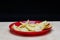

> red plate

[{"left": 9, "top": 20, "right": 52, "bottom": 36}]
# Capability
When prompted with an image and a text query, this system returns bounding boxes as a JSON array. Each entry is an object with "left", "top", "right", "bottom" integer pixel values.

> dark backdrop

[{"left": 0, "top": 1, "right": 58, "bottom": 21}]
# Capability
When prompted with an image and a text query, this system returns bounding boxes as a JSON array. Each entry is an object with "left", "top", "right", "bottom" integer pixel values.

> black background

[{"left": 0, "top": 1, "right": 59, "bottom": 21}]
